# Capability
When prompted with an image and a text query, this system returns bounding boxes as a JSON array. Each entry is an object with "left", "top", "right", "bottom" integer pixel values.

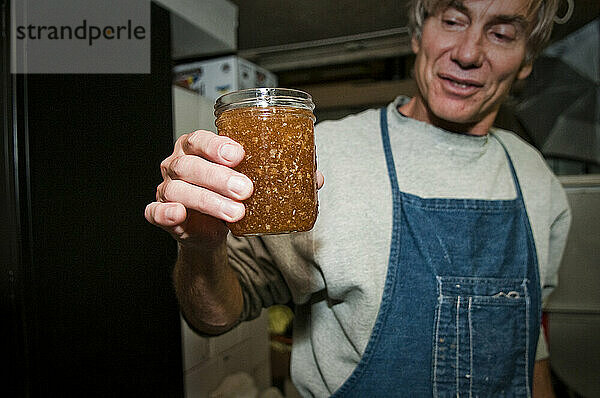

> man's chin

[
  {"left": 428, "top": 107, "right": 477, "bottom": 130},
  {"left": 429, "top": 101, "right": 477, "bottom": 123}
]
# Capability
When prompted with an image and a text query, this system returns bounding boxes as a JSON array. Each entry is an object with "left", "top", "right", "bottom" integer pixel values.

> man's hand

[
  {"left": 145, "top": 130, "right": 254, "bottom": 249},
  {"left": 144, "top": 129, "right": 324, "bottom": 334},
  {"left": 145, "top": 129, "right": 325, "bottom": 248}
]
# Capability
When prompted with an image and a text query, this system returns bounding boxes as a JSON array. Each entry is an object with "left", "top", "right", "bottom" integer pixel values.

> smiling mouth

[{"left": 439, "top": 74, "right": 483, "bottom": 89}]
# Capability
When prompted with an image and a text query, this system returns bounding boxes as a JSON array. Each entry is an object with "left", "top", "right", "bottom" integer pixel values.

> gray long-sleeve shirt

[{"left": 226, "top": 97, "right": 571, "bottom": 397}]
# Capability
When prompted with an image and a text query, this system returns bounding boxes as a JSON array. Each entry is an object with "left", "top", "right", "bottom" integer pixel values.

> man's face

[{"left": 411, "top": 0, "right": 534, "bottom": 134}]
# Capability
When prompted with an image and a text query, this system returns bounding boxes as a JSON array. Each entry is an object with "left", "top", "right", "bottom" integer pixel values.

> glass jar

[{"left": 214, "top": 88, "right": 318, "bottom": 236}]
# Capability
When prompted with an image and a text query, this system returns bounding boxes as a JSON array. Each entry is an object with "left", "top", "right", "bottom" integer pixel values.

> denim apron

[{"left": 330, "top": 108, "right": 541, "bottom": 397}]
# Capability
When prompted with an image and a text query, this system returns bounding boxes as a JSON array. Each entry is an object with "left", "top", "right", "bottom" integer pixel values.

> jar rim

[{"left": 214, "top": 88, "right": 315, "bottom": 117}]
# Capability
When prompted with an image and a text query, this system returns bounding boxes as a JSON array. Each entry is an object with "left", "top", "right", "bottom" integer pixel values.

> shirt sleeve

[
  {"left": 227, "top": 234, "right": 292, "bottom": 322},
  {"left": 535, "top": 329, "right": 550, "bottom": 360},
  {"left": 536, "top": 177, "right": 572, "bottom": 361},
  {"left": 541, "top": 178, "right": 572, "bottom": 303}
]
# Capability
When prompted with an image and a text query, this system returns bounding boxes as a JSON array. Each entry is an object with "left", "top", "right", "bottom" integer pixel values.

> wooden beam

[{"left": 296, "top": 79, "right": 418, "bottom": 109}]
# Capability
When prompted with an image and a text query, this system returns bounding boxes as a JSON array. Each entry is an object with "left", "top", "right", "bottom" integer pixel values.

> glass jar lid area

[{"left": 214, "top": 88, "right": 315, "bottom": 117}]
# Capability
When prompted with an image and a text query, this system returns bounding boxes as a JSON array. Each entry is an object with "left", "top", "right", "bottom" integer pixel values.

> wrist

[{"left": 177, "top": 226, "right": 228, "bottom": 252}]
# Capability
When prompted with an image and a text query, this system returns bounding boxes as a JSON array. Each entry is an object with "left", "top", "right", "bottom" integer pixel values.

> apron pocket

[{"left": 432, "top": 276, "right": 530, "bottom": 398}]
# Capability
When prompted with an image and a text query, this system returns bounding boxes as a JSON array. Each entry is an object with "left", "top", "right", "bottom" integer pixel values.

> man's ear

[
  {"left": 411, "top": 34, "right": 421, "bottom": 54},
  {"left": 517, "top": 62, "right": 533, "bottom": 80}
]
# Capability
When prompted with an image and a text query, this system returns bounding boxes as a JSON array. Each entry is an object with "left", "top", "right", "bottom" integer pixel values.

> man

[{"left": 146, "top": 0, "right": 570, "bottom": 396}]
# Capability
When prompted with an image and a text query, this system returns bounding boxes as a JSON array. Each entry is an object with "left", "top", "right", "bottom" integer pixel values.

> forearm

[
  {"left": 533, "top": 359, "right": 555, "bottom": 398},
  {"left": 173, "top": 240, "right": 243, "bottom": 335}
]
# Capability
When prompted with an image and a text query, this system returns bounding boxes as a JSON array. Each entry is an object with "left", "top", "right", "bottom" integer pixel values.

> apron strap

[
  {"left": 493, "top": 134, "right": 526, "bottom": 201},
  {"left": 379, "top": 107, "right": 400, "bottom": 199},
  {"left": 379, "top": 106, "right": 403, "bottom": 284}
]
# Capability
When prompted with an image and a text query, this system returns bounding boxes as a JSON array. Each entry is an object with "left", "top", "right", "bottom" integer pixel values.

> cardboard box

[{"left": 173, "top": 56, "right": 278, "bottom": 102}]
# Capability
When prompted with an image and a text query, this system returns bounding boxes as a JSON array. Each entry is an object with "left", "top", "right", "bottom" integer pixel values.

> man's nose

[{"left": 451, "top": 28, "right": 484, "bottom": 69}]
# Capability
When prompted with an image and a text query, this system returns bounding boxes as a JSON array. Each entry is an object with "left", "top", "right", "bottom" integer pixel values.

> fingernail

[
  {"left": 227, "top": 175, "right": 253, "bottom": 198},
  {"left": 221, "top": 200, "right": 244, "bottom": 220},
  {"left": 220, "top": 143, "right": 241, "bottom": 162}
]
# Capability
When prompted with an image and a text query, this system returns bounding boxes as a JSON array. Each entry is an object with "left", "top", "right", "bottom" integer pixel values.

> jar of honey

[{"left": 214, "top": 88, "right": 318, "bottom": 236}]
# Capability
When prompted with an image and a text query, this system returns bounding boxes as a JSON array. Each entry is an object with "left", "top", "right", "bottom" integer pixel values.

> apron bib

[{"left": 330, "top": 108, "right": 541, "bottom": 397}]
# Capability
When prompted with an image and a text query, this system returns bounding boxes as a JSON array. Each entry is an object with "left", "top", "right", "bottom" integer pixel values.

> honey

[{"left": 215, "top": 89, "right": 318, "bottom": 236}]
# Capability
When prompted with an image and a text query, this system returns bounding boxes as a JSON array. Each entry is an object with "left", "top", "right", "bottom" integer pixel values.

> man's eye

[
  {"left": 442, "top": 19, "right": 465, "bottom": 29},
  {"left": 490, "top": 30, "right": 515, "bottom": 42},
  {"left": 490, "top": 25, "right": 517, "bottom": 42},
  {"left": 440, "top": 8, "right": 468, "bottom": 29}
]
